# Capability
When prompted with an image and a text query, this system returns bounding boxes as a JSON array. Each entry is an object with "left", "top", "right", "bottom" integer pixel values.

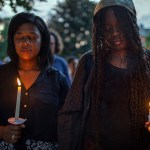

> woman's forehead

[
  {"left": 104, "top": 9, "right": 118, "bottom": 23},
  {"left": 15, "top": 23, "right": 40, "bottom": 34}
]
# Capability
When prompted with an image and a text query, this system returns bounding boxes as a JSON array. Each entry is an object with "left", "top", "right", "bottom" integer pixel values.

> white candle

[
  {"left": 15, "top": 78, "right": 21, "bottom": 120},
  {"left": 148, "top": 102, "right": 150, "bottom": 122}
]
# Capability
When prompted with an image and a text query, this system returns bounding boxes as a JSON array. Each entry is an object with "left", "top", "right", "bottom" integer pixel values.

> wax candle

[{"left": 15, "top": 78, "right": 21, "bottom": 120}]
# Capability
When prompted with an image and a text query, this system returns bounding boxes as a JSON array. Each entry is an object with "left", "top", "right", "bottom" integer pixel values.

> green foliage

[
  {"left": 0, "top": 0, "right": 47, "bottom": 12},
  {"left": 0, "top": 0, "right": 47, "bottom": 60},
  {"left": 0, "top": 18, "right": 9, "bottom": 60},
  {"left": 48, "top": 0, "right": 96, "bottom": 57},
  {"left": 0, "top": 19, "right": 9, "bottom": 60}
]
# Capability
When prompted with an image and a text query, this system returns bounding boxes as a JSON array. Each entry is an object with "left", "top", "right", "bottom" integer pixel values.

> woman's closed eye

[
  {"left": 104, "top": 26, "right": 112, "bottom": 32},
  {"left": 15, "top": 35, "right": 39, "bottom": 42}
]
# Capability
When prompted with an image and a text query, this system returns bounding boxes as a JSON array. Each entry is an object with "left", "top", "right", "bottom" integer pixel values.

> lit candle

[
  {"left": 15, "top": 78, "right": 21, "bottom": 120},
  {"left": 148, "top": 102, "right": 150, "bottom": 122}
]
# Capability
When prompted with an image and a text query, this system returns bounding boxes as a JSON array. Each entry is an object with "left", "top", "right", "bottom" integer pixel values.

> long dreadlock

[{"left": 92, "top": 6, "right": 150, "bottom": 149}]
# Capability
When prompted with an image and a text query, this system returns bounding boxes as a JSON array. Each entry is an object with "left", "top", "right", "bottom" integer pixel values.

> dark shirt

[
  {"left": 0, "top": 62, "right": 69, "bottom": 148},
  {"left": 99, "top": 63, "right": 131, "bottom": 150},
  {"left": 85, "top": 62, "right": 131, "bottom": 150}
]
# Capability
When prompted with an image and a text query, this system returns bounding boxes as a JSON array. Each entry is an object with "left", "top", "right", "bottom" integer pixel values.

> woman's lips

[
  {"left": 20, "top": 47, "right": 32, "bottom": 52},
  {"left": 114, "top": 41, "right": 121, "bottom": 45},
  {"left": 113, "top": 39, "right": 122, "bottom": 45}
]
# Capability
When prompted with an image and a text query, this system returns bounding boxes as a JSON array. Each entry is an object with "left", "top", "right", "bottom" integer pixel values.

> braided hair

[{"left": 92, "top": 6, "right": 150, "bottom": 149}]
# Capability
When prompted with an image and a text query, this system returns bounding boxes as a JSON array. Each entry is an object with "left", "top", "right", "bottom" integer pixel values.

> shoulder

[
  {"left": 78, "top": 50, "right": 94, "bottom": 70},
  {"left": 54, "top": 55, "right": 68, "bottom": 69},
  {"left": 79, "top": 50, "right": 93, "bottom": 64},
  {"left": 54, "top": 55, "right": 67, "bottom": 63},
  {"left": 46, "top": 66, "right": 69, "bottom": 84},
  {"left": 46, "top": 66, "right": 60, "bottom": 78},
  {"left": 80, "top": 50, "right": 93, "bottom": 60}
]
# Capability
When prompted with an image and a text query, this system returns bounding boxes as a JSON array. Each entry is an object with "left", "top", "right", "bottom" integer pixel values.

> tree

[
  {"left": 0, "top": 0, "right": 48, "bottom": 60},
  {"left": 0, "top": 18, "right": 9, "bottom": 60},
  {"left": 48, "top": 0, "right": 96, "bottom": 57},
  {"left": 0, "top": 0, "right": 47, "bottom": 12}
]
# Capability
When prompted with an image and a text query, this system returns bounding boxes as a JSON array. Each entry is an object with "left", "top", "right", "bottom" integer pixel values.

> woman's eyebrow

[{"left": 15, "top": 32, "right": 38, "bottom": 35}]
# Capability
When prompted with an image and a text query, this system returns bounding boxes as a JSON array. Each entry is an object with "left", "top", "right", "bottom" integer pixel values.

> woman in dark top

[
  {"left": 58, "top": 0, "right": 150, "bottom": 150},
  {"left": 0, "top": 12, "right": 69, "bottom": 150}
]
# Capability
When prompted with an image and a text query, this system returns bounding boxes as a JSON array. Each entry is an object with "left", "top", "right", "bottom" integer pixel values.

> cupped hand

[{"left": 3, "top": 124, "right": 25, "bottom": 144}]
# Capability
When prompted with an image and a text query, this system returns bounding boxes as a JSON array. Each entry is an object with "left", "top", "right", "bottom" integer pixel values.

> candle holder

[{"left": 8, "top": 117, "right": 27, "bottom": 125}]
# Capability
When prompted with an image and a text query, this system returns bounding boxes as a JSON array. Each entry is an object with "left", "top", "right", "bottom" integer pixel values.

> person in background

[
  {"left": 58, "top": 0, "right": 150, "bottom": 149},
  {"left": 67, "top": 56, "right": 78, "bottom": 83},
  {"left": 49, "top": 30, "right": 71, "bottom": 84},
  {"left": 3, "top": 56, "right": 11, "bottom": 64},
  {"left": 0, "top": 12, "right": 69, "bottom": 150},
  {"left": 0, "top": 60, "right": 3, "bottom": 65}
]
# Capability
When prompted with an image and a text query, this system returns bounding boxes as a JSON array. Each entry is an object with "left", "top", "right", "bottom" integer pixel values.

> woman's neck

[
  {"left": 18, "top": 59, "right": 40, "bottom": 71},
  {"left": 108, "top": 50, "right": 128, "bottom": 69}
]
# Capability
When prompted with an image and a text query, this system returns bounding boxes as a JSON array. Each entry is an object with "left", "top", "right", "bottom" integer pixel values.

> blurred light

[
  {"left": 58, "top": 18, "right": 64, "bottom": 22},
  {"left": 80, "top": 27, "right": 85, "bottom": 31},
  {"left": 75, "top": 43, "right": 80, "bottom": 49},
  {"left": 64, "top": 29, "right": 69, "bottom": 34},
  {"left": 65, "top": 14, "right": 70, "bottom": 18},
  {"left": 80, "top": 41, "right": 86, "bottom": 46},
  {"left": 70, "top": 33, "right": 75, "bottom": 38},
  {"left": 0, "top": 35, "right": 4, "bottom": 42},
  {"left": 0, "top": 23, "right": 5, "bottom": 31},
  {"left": 64, "top": 23, "right": 69, "bottom": 27},
  {"left": 85, "top": 30, "right": 90, "bottom": 35},
  {"left": 65, "top": 37, "right": 70, "bottom": 42},
  {"left": 76, "top": 34, "right": 83, "bottom": 41}
]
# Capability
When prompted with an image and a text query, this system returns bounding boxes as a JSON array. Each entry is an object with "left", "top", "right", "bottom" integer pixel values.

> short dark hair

[
  {"left": 49, "top": 29, "right": 64, "bottom": 54},
  {"left": 7, "top": 12, "right": 53, "bottom": 70},
  {"left": 67, "top": 56, "right": 77, "bottom": 64}
]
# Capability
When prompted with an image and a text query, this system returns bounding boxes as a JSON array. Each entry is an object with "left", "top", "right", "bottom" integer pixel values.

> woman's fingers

[
  {"left": 145, "top": 122, "right": 150, "bottom": 132},
  {"left": 3, "top": 124, "right": 23, "bottom": 144},
  {"left": 19, "top": 124, "right": 26, "bottom": 128},
  {"left": 7, "top": 134, "right": 21, "bottom": 144}
]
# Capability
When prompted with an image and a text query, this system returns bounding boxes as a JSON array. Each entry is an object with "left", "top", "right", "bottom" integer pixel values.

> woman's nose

[
  {"left": 21, "top": 37, "right": 31, "bottom": 45},
  {"left": 112, "top": 26, "right": 121, "bottom": 36}
]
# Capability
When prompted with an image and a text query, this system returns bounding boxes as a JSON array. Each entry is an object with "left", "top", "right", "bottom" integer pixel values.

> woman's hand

[
  {"left": 145, "top": 122, "right": 150, "bottom": 132},
  {"left": 2, "top": 124, "right": 25, "bottom": 144}
]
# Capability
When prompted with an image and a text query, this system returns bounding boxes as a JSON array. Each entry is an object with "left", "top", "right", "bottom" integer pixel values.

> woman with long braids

[{"left": 58, "top": 0, "right": 150, "bottom": 149}]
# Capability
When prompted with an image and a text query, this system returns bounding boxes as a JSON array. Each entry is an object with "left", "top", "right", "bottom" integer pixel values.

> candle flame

[{"left": 17, "top": 78, "right": 21, "bottom": 86}]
